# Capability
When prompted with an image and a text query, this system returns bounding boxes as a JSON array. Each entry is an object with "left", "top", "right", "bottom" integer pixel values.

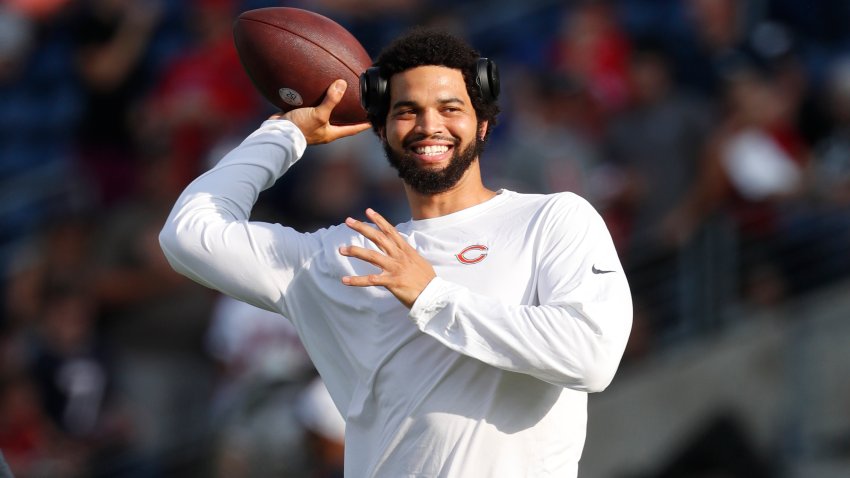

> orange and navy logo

[{"left": 456, "top": 245, "right": 488, "bottom": 265}]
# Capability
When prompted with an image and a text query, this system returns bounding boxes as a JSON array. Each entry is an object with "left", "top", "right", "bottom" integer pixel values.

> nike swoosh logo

[{"left": 592, "top": 265, "right": 616, "bottom": 274}]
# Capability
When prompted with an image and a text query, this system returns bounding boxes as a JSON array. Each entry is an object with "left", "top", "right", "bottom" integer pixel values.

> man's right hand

[{"left": 273, "top": 79, "right": 371, "bottom": 145}]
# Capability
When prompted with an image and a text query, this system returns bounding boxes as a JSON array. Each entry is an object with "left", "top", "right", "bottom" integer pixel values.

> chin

[{"left": 383, "top": 137, "right": 483, "bottom": 195}]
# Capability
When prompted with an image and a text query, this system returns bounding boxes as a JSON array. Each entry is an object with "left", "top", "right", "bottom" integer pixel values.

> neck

[{"left": 405, "top": 160, "right": 497, "bottom": 220}]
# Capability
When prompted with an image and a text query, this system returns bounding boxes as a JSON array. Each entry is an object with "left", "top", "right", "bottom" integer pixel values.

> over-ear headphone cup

[
  {"left": 359, "top": 67, "right": 386, "bottom": 116},
  {"left": 476, "top": 58, "right": 500, "bottom": 103}
]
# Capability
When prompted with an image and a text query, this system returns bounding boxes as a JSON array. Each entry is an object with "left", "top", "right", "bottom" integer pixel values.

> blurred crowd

[{"left": 1, "top": 0, "right": 850, "bottom": 476}]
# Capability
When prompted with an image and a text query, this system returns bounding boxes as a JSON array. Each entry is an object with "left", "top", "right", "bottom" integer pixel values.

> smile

[{"left": 414, "top": 145, "right": 450, "bottom": 155}]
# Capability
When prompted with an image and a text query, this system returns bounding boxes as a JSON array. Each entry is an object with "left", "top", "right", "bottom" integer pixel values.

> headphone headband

[{"left": 359, "top": 58, "right": 500, "bottom": 117}]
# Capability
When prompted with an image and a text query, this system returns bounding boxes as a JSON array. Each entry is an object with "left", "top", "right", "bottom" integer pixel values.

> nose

[{"left": 413, "top": 108, "right": 444, "bottom": 136}]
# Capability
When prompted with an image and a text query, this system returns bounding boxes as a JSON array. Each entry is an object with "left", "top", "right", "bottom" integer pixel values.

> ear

[
  {"left": 378, "top": 126, "right": 386, "bottom": 141},
  {"left": 478, "top": 120, "right": 489, "bottom": 141}
]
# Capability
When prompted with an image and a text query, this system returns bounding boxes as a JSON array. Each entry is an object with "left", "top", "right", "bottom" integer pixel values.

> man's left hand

[{"left": 339, "top": 208, "right": 436, "bottom": 309}]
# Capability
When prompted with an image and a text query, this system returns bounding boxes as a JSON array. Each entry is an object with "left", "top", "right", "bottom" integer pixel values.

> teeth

[{"left": 414, "top": 145, "right": 449, "bottom": 155}]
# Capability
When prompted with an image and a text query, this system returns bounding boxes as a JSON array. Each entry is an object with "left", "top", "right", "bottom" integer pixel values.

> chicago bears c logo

[{"left": 456, "top": 245, "right": 488, "bottom": 265}]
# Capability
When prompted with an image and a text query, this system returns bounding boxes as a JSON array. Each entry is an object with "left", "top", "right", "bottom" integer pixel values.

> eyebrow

[{"left": 390, "top": 97, "right": 466, "bottom": 111}]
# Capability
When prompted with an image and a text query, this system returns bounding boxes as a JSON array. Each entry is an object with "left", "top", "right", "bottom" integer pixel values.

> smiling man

[
  {"left": 381, "top": 65, "right": 486, "bottom": 196},
  {"left": 160, "top": 28, "right": 632, "bottom": 477}
]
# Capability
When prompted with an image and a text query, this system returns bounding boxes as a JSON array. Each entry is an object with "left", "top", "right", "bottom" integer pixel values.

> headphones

[{"left": 359, "top": 58, "right": 500, "bottom": 117}]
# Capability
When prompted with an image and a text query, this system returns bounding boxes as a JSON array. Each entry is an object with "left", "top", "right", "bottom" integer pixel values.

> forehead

[{"left": 388, "top": 65, "right": 470, "bottom": 103}]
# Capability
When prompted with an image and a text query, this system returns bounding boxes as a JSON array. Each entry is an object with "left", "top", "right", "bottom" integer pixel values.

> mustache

[{"left": 402, "top": 135, "right": 460, "bottom": 149}]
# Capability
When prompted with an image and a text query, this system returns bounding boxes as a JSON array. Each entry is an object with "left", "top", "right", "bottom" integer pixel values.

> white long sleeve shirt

[{"left": 159, "top": 120, "right": 632, "bottom": 477}]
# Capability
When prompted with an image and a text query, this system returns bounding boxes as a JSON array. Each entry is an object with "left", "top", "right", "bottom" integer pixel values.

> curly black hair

[{"left": 367, "top": 27, "right": 500, "bottom": 138}]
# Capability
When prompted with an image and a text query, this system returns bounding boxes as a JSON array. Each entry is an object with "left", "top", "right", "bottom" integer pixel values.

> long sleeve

[
  {"left": 408, "top": 196, "right": 632, "bottom": 392},
  {"left": 158, "top": 119, "right": 322, "bottom": 312}
]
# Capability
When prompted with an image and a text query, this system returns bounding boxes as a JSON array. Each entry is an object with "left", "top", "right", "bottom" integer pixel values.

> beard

[{"left": 383, "top": 134, "right": 485, "bottom": 195}]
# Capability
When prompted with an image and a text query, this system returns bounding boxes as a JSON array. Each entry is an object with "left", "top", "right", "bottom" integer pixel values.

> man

[{"left": 160, "top": 28, "right": 632, "bottom": 477}]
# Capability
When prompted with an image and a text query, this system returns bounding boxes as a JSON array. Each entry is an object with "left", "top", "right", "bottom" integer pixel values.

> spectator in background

[
  {"left": 253, "top": 127, "right": 408, "bottom": 236},
  {"left": 29, "top": 282, "right": 108, "bottom": 440},
  {"left": 546, "top": 0, "right": 631, "bottom": 119},
  {"left": 494, "top": 69, "right": 603, "bottom": 199},
  {"left": 0, "top": 372, "right": 83, "bottom": 478},
  {"left": 606, "top": 38, "right": 715, "bottom": 256},
  {"left": 27, "top": 281, "right": 142, "bottom": 477},
  {"left": 0, "top": 214, "right": 98, "bottom": 476},
  {"left": 269, "top": 134, "right": 406, "bottom": 233},
  {"left": 4, "top": 215, "right": 94, "bottom": 328},
  {"left": 278, "top": 148, "right": 373, "bottom": 234},
  {"left": 673, "top": 0, "right": 752, "bottom": 97},
  {"left": 751, "top": 20, "right": 831, "bottom": 148},
  {"left": 71, "top": 0, "right": 164, "bottom": 206},
  {"left": 603, "top": 37, "right": 714, "bottom": 344},
  {"left": 773, "top": 57, "right": 850, "bottom": 295},
  {"left": 139, "top": 0, "right": 261, "bottom": 189},
  {"left": 0, "top": 2, "right": 82, "bottom": 277},
  {"left": 307, "top": 0, "right": 424, "bottom": 58},
  {"left": 666, "top": 55, "right": 810, "bottom": 306},
  {"left": 206, "top": 295, "right": 315, "bottom": 478},
  {"left": 89, "top": 150, "right": 217, "bottom": 475},
  {"left": 810, "top": 58, "right": 850, "bottom": 207}
]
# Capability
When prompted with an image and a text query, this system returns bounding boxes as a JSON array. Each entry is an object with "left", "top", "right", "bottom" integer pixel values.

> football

[{"left": 233, "top": 7, "right": 372, "bottom": 125}]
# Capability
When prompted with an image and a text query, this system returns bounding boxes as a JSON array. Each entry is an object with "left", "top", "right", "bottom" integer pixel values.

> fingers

[
  {"left": 338, "top": 208, "right": 436, "bottom": 307},
  {"left": 338, "top": 245, "right": 391, "bottom": 287},
  {"left": 344, "top": 216, "right": 395, "bottom": 252},
  {"left": 340, "top": 274, "right": 384, "bottom": 287},
  {"left": 276, "top": 79, "right": 370, "bottom": 144},
  {"left": 314, "top": 79, "right": 348, "bottom": 120},
  {"left": 338, "top": 245, "right": 391, "bottom": 269},
  {"left": 318, "top": 80, "right": 371, "bottom": 139},
  {"left": 331, "top": 122, "right": 372, "bottom": 137},
  {"left": 353, "top": 209, "right": 404, "bottom": 245},
  {"left": 340, "top": 210, "right": 398, "bottom": 285},
  {"left": 365, "top": 208, "right": 395, "bottom": 236}
]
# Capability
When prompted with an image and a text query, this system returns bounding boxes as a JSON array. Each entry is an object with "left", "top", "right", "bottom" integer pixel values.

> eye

[{"left": 393, "top": 109, "right": 415, "bottom": 118}]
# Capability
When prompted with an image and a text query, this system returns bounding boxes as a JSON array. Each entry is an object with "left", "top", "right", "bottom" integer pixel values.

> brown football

[{"left": 233, "top": 7, "right": 371, "bottom": 125}]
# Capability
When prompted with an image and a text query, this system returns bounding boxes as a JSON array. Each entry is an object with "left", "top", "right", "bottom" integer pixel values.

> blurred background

[{"left": 1, "top": 0, "right": 850, "bottom": 476}]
